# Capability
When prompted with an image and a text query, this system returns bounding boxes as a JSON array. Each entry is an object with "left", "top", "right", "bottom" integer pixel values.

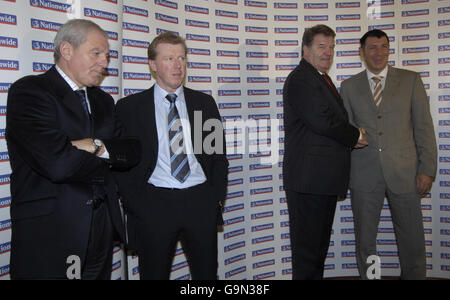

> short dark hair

[
  {"left": 301, "top": 24, "right": 336, "bottom": 56},
  {"left": 147, "top": 31, "right": 187, "bottom": 60},
  {"left": 360, "top": 29, "right": 389, "bottom": 48}
]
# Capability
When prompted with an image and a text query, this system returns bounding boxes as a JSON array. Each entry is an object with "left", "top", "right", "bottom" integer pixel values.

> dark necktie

[
  {"left": 166, "top": 93, "right": 190, "bottom": 183},
  {"left": 75, "top": 89, "right": 92, "bottom": 131},
  {"left": 322, "top": 73, "right": 340, "bottom": 98}
]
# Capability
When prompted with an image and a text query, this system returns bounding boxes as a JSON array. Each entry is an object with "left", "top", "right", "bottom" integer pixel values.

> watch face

[{"left": 94, "top": 139, "right": 102, "bottom": 147}]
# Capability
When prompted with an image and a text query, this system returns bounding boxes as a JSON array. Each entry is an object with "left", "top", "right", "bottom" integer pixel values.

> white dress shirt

[
  {"left": 148, "top": 83, "right": 206, "bottom": 189},
  {"left": 366, "top": 66, "right": 388, "bottom": 95}
]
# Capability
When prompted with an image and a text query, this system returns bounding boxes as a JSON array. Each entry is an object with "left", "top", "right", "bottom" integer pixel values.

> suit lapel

[
  {"left": 146, "top": 86, "right": 159, "bottom": 157},
  {"left": 378, "top": 66, "right": 399, "bottom": 111},
  {"left": 46, "top": 66, "right": 92, "bottom": 136}
]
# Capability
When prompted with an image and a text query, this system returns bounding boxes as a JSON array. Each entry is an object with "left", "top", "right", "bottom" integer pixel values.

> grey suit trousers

[{"left": 351, "top": 159, "right": 426, "bottom": 280}]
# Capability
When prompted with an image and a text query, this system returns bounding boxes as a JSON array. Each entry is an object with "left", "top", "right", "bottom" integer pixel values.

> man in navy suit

[
  {"left": 115, "top": 32, "right": 228, "bottom": 280},
  {"left": 6, "top": 19, "right": 139, "bottom": 279},
  {"left": 283, "top": 24, "right": 367, "bottom": 279}
]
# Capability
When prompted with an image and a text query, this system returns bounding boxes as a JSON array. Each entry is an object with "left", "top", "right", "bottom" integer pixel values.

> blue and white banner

[{"left": 0, "top": 0, "right": 449, "bottom": 280}]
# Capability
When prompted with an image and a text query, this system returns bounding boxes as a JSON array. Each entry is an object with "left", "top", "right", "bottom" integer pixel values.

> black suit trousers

[
  {"left": 286, "top": 190, "right": 338, "bottom": 280},
  {"left": 136, "top": 182, "right": 218, "bottom": 280}
]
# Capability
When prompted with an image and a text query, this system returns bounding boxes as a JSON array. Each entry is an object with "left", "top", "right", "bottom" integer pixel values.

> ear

[
  {"left": 148, "top": 60, "right": 157, "bottom": 73},
  {"left": 60, "top": 41, "right": 73, "bottom": 61}
]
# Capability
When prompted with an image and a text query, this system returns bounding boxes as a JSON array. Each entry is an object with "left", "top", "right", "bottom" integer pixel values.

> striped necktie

[
  {"left": 372, "top": 76, "right": 383, "bottom": 107},
  {"left": 166, "top": 93, "right": 190, "bottom": 183}
]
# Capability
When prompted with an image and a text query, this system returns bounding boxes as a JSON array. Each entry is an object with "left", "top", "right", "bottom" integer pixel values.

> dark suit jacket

[
  {"left": 6, "top": 66, "right": 140, "bottom": 279},
  {"left": 283, "top": 59, "right": 359, "bottom": 196},
  {"left": 114, "top": 85, "right": 229, "bottom": 250}
]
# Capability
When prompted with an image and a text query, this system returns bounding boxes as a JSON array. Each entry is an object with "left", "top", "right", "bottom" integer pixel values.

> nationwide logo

[
  {"left": 402, "top": 47, "right": 429, "bottom": 54},
  {"left": 84, "top": 8, "right": 118, "bottom": 22},
  {"left": 0, "top": 36, "right": 18, "bottom": 48},
  {"left": 218, "top": 89, "right": 241, "bottom": 96},
  {"left": 248, "top": 90, "right": 270, "bottom": 96},
  {"left": 439, "top": 20, "right": 450, "bottom": 27},
  {"left": 439, "top": 83, "right": 450, "bottom": 89},
  {"left": 0, "top": 241, "right": 10, "bottom": 255},
  {"left": 336, "top": 2, "right": 361, "bottom": 8},
  {"left": 122, "top": 55, "right": 148, "bottom": 64},
  {"left": 156, "top": 0, "right": 177, "bottom": 9},
  {"left": 402, "top": 0, "right": 428, "bottom": 4},
  {"left": 217, "top": 37, "right": 239, "bottom": 44},
  {"left": 252, "top": 236, "right": 274, "bottom": 245},
  {"left": 123, "top": 5, "right": 148, "bottom": 17},
  {"left": 439, "top": 95, "right": 450, "bottom": 101},
  {"left": 336, "top": 14, "right": 360, "bottom": 20},
  {"left": 369, "top": 24, "right": 395, "bottom": 31},
  {"left": 248, "top": 101, "right": 270, "bottom": 108},
  {"left": 185, "top": 5, "right": 208, "bottom": 14},
  {"left": 402, "top": 9, "right": 429, "bottom": 17},
  {"left": 337, "top": 62, "right": 362, "bottom": 69},
  {"left": 402, "top": 22, "right": 429, "bottom": 29},
  {"left": 246, "top": 39, "right": 268, "bottom": 46},
  {"left": 216, "top": 23, "right": 239, "bottom": 31},
  {"left": 227, "top": 178, "right": 243, "bottom": 186},
  {"left": 186, "top": 19, "right": 208, "bottom": 28},
  {"left": 123, "top": 22, "right": 149, "bottom": 33},
  {"left": 247, "top": 64, "right": 268, "bottom": 71},
  {"left": 123, "top": 72, "right": 151, "bottom": 80},
  {"left": 304, "top": 15, "right": 328, "bottom": 21},
  {"left": 223, "top": 216, "right": 245, "bottom": 227},
  {"left": 245, "top": 13, "right": 267, "bottom": 20},
  {"left": 247, "top": 77, "right": 269, "bottom": 83},
  {"left": 0, "top": 60, "right": 18, "bottom": 71},
  {"left": 0, "top": 174, "right": 10, "bottom": 185},
  {"left": 188, "top": 48, "right": 210, "bottom": 56},
  {"left": 336, "top": 50, "right": 359, "bottom": 57},
  {"left": 224, "top": 253, "right": 246, "bottom": 266},
  {"left": 252, "top": 247, "right": 274, "bottom": 257},
  {"left": 368, "top": 11, "right": 394, "bottom": 19},
  {"left": 438, "top": 6, "right": 450, "bottom": 14},
  {"left": 188, "top": 62, "right": 211, "bottom": 69},
  {"left": 186, "top": 34, "right": 210, "bottom": 42},
  {"left": 368, "top": 0, "right": 394, "bottom": 6},
  {"left": 245, "top": 26, "right": 268, "bottom": 33},
  {"left": 336, "top": 26, "right": 361, "bottom": 32},
  {"left": 30, "top": 0, "right": 72, "bottom": 13},
  {"left": 218, "top": 63, "right": 239, "bottom": 70},
  {"left": 31, "top": 18, "right": 62, "bottom": 32},
  {"left": 100, "top": 86, "right": 119, "bottom": 95},
  {"left": 215, "top": 9, "right": 238, "bottom": 18},
  {"left": 224, "top": 229, "right": 245, "bottom": 240},
  {"left": 0, "top": 83, "right": 11, "bottom": 93},
  {"left": 245, "top": 1, "right": 267, "bottom": 8},
  {"left": 124, "top": 88, "right": 145, "bottom": 96},
  {"left": 274, "top": 27, "right": 298, "bottom": 33},
  {"left": 439, "top": 58, "right": 450, "bottom": 64},
  {"left": 216, "top": 0, "right": 238, "bottom": 4},
  {"left": 275, "top": 53, "right": 298, "bottom": 58},
  {"left": 250, "top": 175, "right": 272, "bottom": 183},
  {"left": 105, "top": 31, "right": 118, "bottom": 41},
  {"left": 32, "top": 62, "right": 52, "bottom": 72},
  {"left": 402, "top": 59, "right": 429, "bottom": 66},
  {"left": 103, "top": 68, "right": 119, "bottom": 77},
  {"left": 157, "top": 13, "right": 179, "bottom": 24},
  {"left": 304, "top": 3, "right": 327, "bottom": 9},
  {"left": 0, "top": 152, "right": 8, "bottom": 162},
  {"left": 217, "top": 77, "right": 240, "bottom": 83},
  {"left": 275, "top": 15, "right": 298, "bottom": 21},
  {"left": 225, "top": 266, "right": 246, "bottom": 279},
  {"left": 402, "top": 34, "right": 429, "bottom": 42},
  {"left": 276, "top": 2, "right": 298, "bottom": 8},
  {"left": 109, "top": 50, "right": 118, "bottom": 60},
  {"left": 188, "top": 76, "right": 211, "bottom": 83},
  {"left": 247, "top": 52, "right": 268, "bottom": 58},
  {"left": 0, "top": 13, "right": 17, "bottom": 25},
  {"left": 275, "top": 40, "right": 298, "bottom": 46},
  {"left": 217, "top": 50, "right": 239, "bottom": 57},
  {"left": 32, "top": 40, "right": 54, "bottom": 52},
  {"left": 439, "top": 33, "right": 450, "bottom": 40}
]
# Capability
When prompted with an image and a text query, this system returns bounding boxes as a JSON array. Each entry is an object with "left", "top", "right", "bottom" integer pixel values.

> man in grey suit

[{"left": 340, "top": 29, "right": 437, "bottom": 280}]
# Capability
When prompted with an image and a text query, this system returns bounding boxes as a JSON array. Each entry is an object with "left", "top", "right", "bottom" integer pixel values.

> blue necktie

[
  {"left": 166, "top": 93, "right": 190, "bottom": 183},
  {"left": 75, "top": 89, "right": 92, "bottom": 131}
]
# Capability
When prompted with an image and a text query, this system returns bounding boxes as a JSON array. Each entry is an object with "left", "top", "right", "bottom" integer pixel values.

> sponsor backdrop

[{"left": 0, "top": 0, "right": 449, "bottom": 280}]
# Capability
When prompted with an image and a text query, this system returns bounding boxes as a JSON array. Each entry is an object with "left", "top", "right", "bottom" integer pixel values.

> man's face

[
  {"left": 63, "top": 29, "right": 110, "bottom": 88},
  {"left": 149, "top": 43, "right": 187, "bottom": 93},
  {"left": 360, "top": 36, "right": 390, "bottom": 74},
  {"left": 303, "top": 34, "right": 335, "bottom": 73}
]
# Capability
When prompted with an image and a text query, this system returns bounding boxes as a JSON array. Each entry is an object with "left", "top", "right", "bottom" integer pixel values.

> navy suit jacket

[
  {"left": 6, "top": 66, "right": 140, "bottom": 278},
  {"left": 283, "top": 59, "right": 359, "bottom": 196}
]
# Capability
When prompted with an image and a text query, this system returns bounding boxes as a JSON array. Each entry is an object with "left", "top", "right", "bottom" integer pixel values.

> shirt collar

[
  {"left": 366, "top": 65, "right": 388, "bottom": 81},
  {"left": 154, "top": 83, "right": 184, "bottom": 104},
  {"left": 55, "top": 64, "right": 85, "bottom": 92}
]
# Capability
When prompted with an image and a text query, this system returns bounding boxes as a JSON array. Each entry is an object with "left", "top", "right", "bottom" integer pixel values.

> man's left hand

[{"left": 416, "top": 174, "right": 434, "bottom": 197}]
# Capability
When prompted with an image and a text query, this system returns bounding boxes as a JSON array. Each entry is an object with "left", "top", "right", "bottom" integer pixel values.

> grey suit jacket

[{"left": 340, "top": 66, "right": 437, "bottom": 194}]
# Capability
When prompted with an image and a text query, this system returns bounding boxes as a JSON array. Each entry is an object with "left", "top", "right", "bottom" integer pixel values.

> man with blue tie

[{"left": 115, "top": 32, "right": 228, "bottom": 280}]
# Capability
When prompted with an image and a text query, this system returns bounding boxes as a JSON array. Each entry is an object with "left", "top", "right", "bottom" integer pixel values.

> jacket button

[{"left": 86, "top": 199, "right": 93, "bottom": 206}]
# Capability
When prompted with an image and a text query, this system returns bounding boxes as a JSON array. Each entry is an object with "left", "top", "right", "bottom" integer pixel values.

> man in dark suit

[
  {"left": 6, "top": 19, "right": 139, "bottom": 279},
  {"left": 114, "top": 32, "right": 228, "bottom": 280},
  {"left": 283, "top": 24, "right": 367, "bottom": 279}
]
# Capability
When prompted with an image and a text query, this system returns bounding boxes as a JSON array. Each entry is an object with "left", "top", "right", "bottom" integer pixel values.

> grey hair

[{"left": 53, "top": 19, "right": 108, "bottom": 62}]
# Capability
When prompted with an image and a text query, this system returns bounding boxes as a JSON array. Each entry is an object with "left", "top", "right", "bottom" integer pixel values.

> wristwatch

[{"left": 92, "top": 139, "right": 102, "bottom": 156}]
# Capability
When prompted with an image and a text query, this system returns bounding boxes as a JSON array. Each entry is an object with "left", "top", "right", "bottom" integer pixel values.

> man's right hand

[{"left": 354, "top": 128, "right": 368, "bottom": 149}]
